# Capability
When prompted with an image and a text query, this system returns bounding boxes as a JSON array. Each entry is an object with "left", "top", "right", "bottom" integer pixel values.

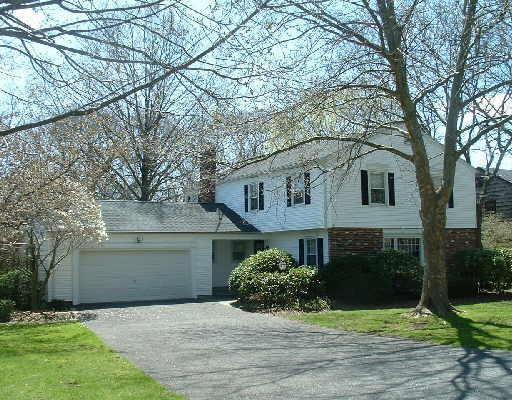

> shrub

[
  {"left": 239, "top": 248, "right": 297, "bottom": 273},
  {"left": 321, "top": 251, "right": 423, "bottom": 303},
  {"left": 0, "top": 299, "right": 15, "bottom": 322},
  {"left": 0, "top": 268, "right": 32, "bottom": 310},
  {"left": 299, "top": 297, "right": 331, "bottom": 312},
  {"left": 451, "top": 248, "right": 512, "bottom": 296},
  {"left": 321, "top": 255, "right": 392, "bottom": 303},
  {"left": 382, "top": 250, "right": 423, "bottom": 296},
  {"left": 229, "top": 249, "right": 326, "bottom": 311}
]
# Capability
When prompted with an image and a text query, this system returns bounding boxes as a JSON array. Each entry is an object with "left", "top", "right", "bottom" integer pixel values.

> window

[
  {"left": 293, "top": 174, "right": 305, "bottom": 205},
  {"left": 232, "top": 241, "right": 246, "bottom": 262},
  {"left": 306, "top": 238, "right": 317, "bottom": 265},
  {"left": 249, "top": 183, "right": 258, "bottom": 210},
  {"left": 484, "top": 199, "right": 496, "bottom": 212},
  {"left": 369, "top": 172, "right": 386, "bottom": 204},
  {"left": 384, "top": 237, "right": 421, "bottom": 259}
]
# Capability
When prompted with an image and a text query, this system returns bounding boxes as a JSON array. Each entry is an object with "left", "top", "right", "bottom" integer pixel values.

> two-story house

[
  {"left": 476, "top": 168, "right": 512, "bottom": 219},
  {"left": 47, "top": 132, "right": 479, "bottom": 305}
]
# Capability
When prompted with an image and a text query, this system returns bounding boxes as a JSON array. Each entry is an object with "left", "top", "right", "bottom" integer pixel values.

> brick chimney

[{"left": 198, "top": 146, "right": 216, "bottom": 203}]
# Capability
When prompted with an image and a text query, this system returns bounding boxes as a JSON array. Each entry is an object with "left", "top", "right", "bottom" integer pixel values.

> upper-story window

[
  {"left": 293, "top": 175, "right": 305, "bottom": 205},
  {"left": 249, "top": 183, "right": 259, "bottom": 210},
  {"left": 361, "top": 170, "right": 395, "bottom": 206},
  {"left": 286, "top": 172, "right": 311, "bottom": 207},
  {"left": 369, "top": 172, "right": 386, "bottom": 204},
  {"left": 244, "top": 182, "right": 264, "bottom": 212}
]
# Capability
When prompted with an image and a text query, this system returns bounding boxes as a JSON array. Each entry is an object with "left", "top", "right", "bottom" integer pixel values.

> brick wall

[
  {"left": 444, "top": 228, "right": 481, "bottom": 266},
  {"left": 328, "top": 227, "right": 383, "bottom": 259},
  {"left": 327, "top": 227, "right": 481, "bottom": 263}
]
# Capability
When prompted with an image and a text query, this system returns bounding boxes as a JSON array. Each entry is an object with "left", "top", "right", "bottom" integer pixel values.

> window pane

[
  {"left": 397, "top": 238, "right": 421, "bottom": 259},
  {"left": 384, "top": 238, "right": 395, "bottom": 250},
  {"left": 370, "top": 172, "right": 385, "bottom": 188},
  {"left": 371, "top": 189, "right": 385, "bottom": 204},
  {"left": 306, "top": 239, "right": 317, "bottom": 265},
  {"left": 250, "top": 183, "right": 258, "bottom": 210},
  {"left": 293, "top": 175, "right": 304, "bottom": 205}
]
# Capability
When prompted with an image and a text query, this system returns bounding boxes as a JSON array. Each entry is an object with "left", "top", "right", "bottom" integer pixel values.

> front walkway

[{"left": 85, "top": 300, "right": 512, "bottom": 400}]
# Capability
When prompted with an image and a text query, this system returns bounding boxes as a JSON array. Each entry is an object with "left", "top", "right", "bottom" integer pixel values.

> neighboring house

[
  {"left": 48, "top": 131, "right": 480, "bottom": 305},
  {"left": 475, "top": 168, "right": 512, "bottom": 219}
]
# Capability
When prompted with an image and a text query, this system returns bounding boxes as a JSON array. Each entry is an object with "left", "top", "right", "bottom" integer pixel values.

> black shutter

[
  {"left": 286, "top": 176, "right": 292, "bottom": 207},
  {"left": 449, "top": 189, "right": 454, "bottom": 208},
  {"left": 298, "top": 239, "right": 304, "bottom": 265},
  {"left": 258, "top": 182, "right": 264, "bottom": 210},
  {"left": 304, "top": 172, "right": 311, "bottom": 204},
  {"left": 388, "top": 172, "right": 395, "bottom": 206},
  {"left": 361, "top": 170, "right": 369, "bottom": 205},
  {"left": 316, "top": 238, "right": 324, "bottom": 267},
  {"left": 244, "top": 184, "right": 248, "bottom": 212}
]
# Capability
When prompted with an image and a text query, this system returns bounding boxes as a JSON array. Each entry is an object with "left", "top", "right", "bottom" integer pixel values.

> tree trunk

[
  {"left": 29, "top": 247, "right": 40, "bottom": 311},
  {"left": 414, "top": 201, "right": 453, "bottom": 316}
]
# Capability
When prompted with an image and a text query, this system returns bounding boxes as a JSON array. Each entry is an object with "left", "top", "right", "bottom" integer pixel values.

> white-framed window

[
  {"left": 384, "top": 237, "right": 422, "bottom": 260},
  {"left": 293, "top": 174, "right": 305, "bottom": 205},
  {"left": 369, "top": 171, "right": 386, "bottom": 204},
  {"left": 306, "top": 238, "right": 317, "bottom": 265},
  {"left": 249, "top": 183, "right": 258, "bottom": 210}
]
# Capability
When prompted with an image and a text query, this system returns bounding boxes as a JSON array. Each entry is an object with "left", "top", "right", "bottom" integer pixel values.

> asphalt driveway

[{"left": 85, "top": 300, "right": 512, "bottom": 400}]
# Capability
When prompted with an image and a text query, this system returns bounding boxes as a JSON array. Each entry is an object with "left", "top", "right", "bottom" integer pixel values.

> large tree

[{"left": 252, "top": 0, "right": 512, "bottom": 315}]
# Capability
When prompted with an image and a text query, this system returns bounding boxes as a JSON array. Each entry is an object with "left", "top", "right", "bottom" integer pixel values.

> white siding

[
  {"left": 216, "top": 168, "right": 327, "bottom": 232},
  {"left": 326, "top": 134, "right": 477, "bottom": 229},
  {"left": 267, "top": 229, "right": 329, "bottom": 265},
  {"left": 217, "top": 133, "right": 476, "bottom": 233}
]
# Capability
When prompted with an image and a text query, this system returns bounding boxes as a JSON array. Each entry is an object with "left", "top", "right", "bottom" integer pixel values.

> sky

[{"left": 8, "top": 4, "right": 512, "bottom": 171}]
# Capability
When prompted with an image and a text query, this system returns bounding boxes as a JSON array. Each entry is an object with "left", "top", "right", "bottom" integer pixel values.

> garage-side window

[{"left": 232, "top": 241, "right": 246, "bottom": 263}]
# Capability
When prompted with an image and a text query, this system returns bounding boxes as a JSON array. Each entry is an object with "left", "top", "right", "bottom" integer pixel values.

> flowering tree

[{"left": 1, "top": 138, "right": 106, "bottom": 309}]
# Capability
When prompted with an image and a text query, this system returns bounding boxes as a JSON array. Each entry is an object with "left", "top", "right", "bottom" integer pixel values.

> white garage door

[{"left": 78, "top": 250, "right": 192, "bottom": 304}]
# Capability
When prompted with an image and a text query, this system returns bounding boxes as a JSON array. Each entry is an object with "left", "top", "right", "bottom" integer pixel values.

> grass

[
  {"left": 290, "top": 300, "right": 512, "bottom": 351},
  {"left": 0, "top": 322, "right": 184, "bottom": 400}
]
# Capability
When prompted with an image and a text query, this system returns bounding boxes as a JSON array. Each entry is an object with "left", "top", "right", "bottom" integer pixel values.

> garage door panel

[{"left": 79, "top": 250, "right": 192, "bottom": 303}]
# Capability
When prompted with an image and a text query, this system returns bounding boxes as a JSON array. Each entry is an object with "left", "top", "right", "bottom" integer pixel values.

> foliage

[
  {"left": 229, "top": 249, "right": 327, "bottom": 311},
  {"left": 382, "top": 250, "right": 423, "bottom": 296},
  {"left": 291, "top": 300, "right": 512, "bottom": 351},
  {"left": 0, "top": 299, "right": 15, "bottom": 322},
  {"left": 451, "top": 248, "right": 512, "bottom": 296},
  {"left": 0, "top": 323, "right": 184, "bottom": 399},
  {"left": 320, "top": 251, "right": 423, "bottom": 303},
  {"left": 481, "top": 213, "right": 512, "bottom": 248},
  {"left": 240, "top": 248, "right": 298, "bottom": 273},
  {"left": 0, "top": 269, "right": 32, "bottom": 310}
]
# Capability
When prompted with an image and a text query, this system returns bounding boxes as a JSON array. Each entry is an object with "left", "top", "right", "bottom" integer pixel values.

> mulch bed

[{"left": 7, "top": 310, "right": 97, "bottom": 324}]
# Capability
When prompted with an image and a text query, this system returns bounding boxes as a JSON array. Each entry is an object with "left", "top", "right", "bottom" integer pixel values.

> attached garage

[
  {"left": 78, "top": 250, "right": 192, "bottom": 304},
  {"left": 47, "top": 201, "right": 260, "bottom": 305}
]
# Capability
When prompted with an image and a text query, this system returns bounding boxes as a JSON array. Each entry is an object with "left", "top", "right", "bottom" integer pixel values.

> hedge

[
  {"left": 450, "top": 248, "right": 512, "bottom": 296},
  {"left": 321, "top": 250, "right": 423, "bottom": 303}
]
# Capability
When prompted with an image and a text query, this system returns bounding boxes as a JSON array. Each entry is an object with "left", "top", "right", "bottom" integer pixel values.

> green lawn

[
  {"left": 290, "top": 300, "right": 512, "bottom": 351},
  {"left": 0, "top": 322, "right": 184, "bottom": 400}
]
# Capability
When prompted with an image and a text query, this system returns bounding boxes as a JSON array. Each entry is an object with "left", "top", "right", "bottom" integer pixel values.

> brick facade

[
  {"left": 328, "top": 227, "right": 383, "bottom": 259},
  {"left": 328, "top": 227, "right": 481, "bottom": 263},
  {"left": 444, "top": 228, "right": 481, "bottom": 266}
]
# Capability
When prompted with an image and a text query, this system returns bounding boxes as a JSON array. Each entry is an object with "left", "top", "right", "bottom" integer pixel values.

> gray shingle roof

[
  {"left": 100, "top": 201, "right": 258, "bottom": 233},
  {"left": 495, "top": 169, "right": 512, "bottom": 184}
]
